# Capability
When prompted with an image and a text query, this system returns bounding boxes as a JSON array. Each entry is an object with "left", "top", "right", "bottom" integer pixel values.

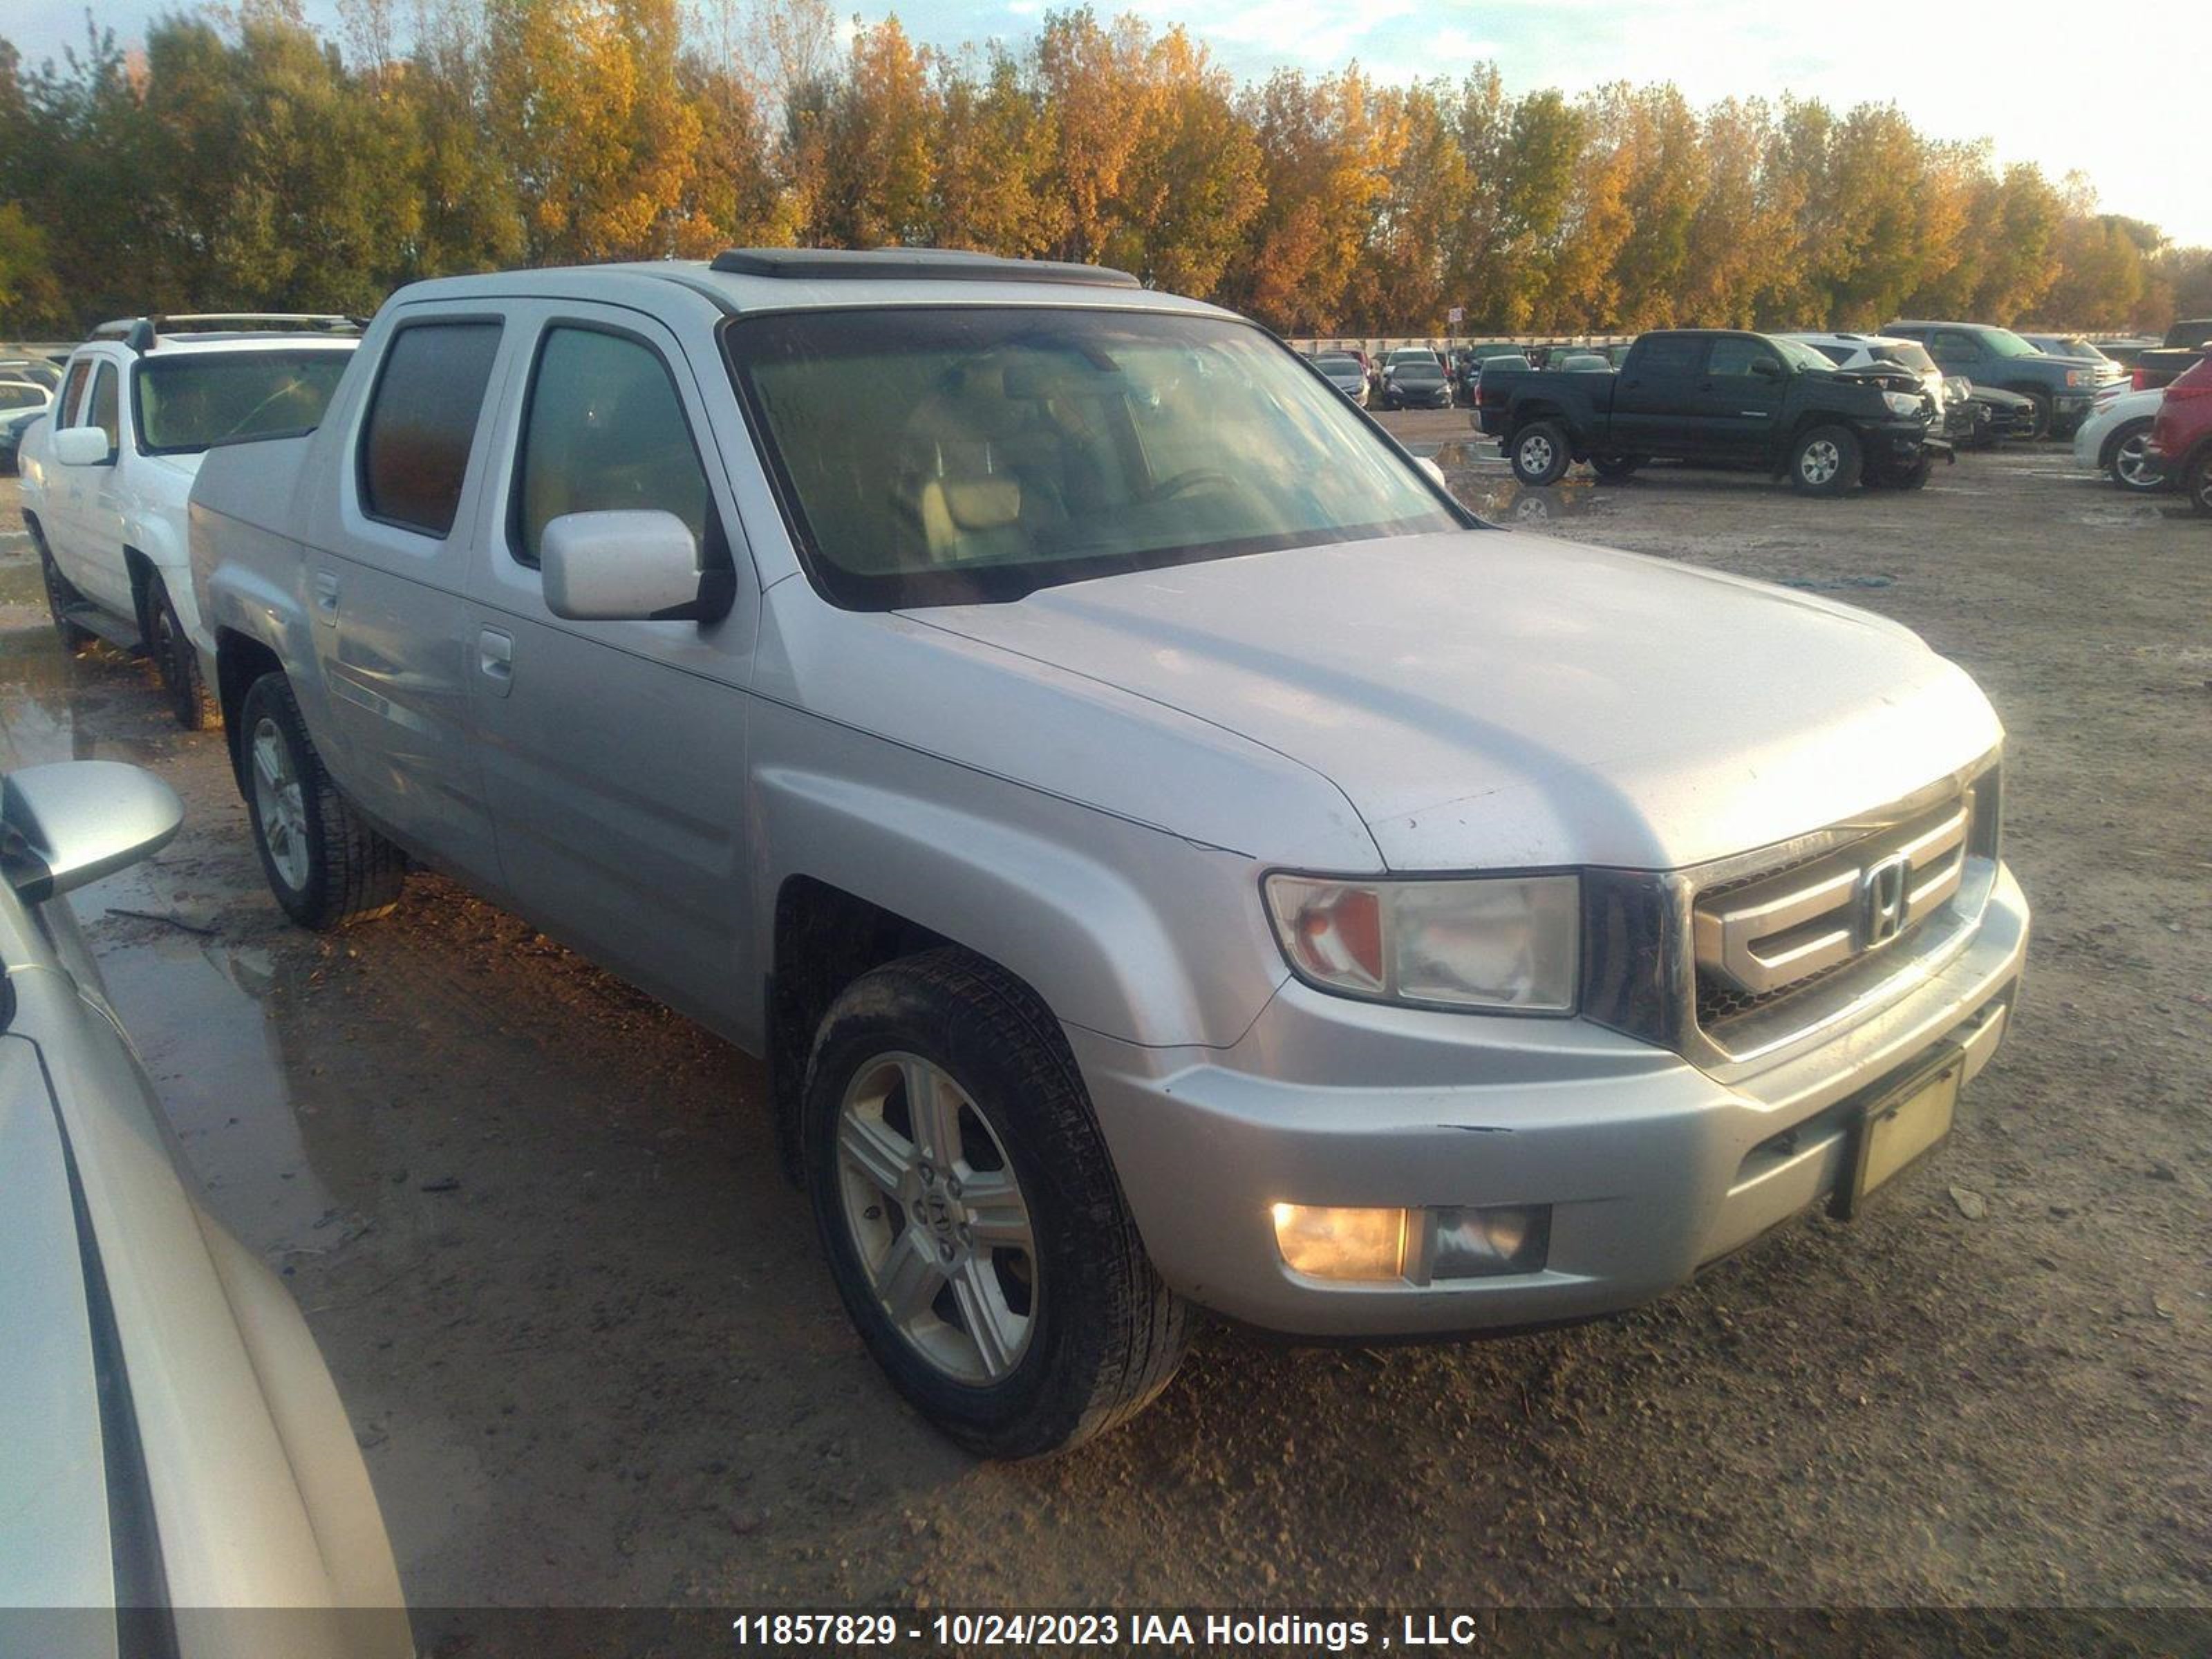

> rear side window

[
  {"left": 1629, "top": 336, "right": 1702, "bottom": 375},
  {"left": 87, "top": 364, "right": 120, "bottom": 448},
  {"left": 511, "top": 326, "right": 718, "bottom": 567},
  {"left": 359, "top": 321, "right": 503, "bottom": 537}
]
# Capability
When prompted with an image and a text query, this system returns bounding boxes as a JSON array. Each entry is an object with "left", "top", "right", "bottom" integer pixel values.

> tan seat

[{"left": 919, "top": 474, "right": 1024, "bottom": 563}]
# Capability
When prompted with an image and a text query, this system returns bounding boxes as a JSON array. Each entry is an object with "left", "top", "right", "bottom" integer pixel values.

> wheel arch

[
  {"left": 214, "top": 628, "right": 286, "bottom": 792},
  {"left": 2098, "top": 415, "right": 2152, "bottom": 469}
]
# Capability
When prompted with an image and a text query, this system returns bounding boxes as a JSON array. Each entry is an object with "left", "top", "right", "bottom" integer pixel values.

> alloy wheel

[
  {"left": 250, "top": 716, "right": 312, "bottom": 892},
  {"left": 2113, "top": 432, "right": 2159, "bottom": 490},
  {"left": 1519, "top": 433, "right": 1555, "bottom": 474},
  {"left": 835, "top": 1051, "right": 1038, "bottom": 1387},
  {"left": 1799, "top": 440, "right": 1841, "bottom": 485}
]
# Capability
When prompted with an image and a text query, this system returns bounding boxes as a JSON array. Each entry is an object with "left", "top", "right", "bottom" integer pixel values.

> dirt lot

[{"left": 2, "top": 429, "right": 2206, "bottom": 1642}]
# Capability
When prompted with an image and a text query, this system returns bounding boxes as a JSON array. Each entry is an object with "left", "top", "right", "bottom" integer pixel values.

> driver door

[
  {"left": 465, "top": 304, "right": 761, "bottom": 1035},
  {"left": 1694, "top": 336, "right": 1789, "bottom": 461}
]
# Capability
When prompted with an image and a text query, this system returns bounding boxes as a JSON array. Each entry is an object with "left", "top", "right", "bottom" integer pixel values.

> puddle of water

[
  {"left": 1465, "top": 478, "right": 1603, "bottom": 525},
  {"left": 0, "top": 620, "right": 180, "bottom": 768},
  {"left": 73, "top": 860, "right": 347, "bottom": 1257}
]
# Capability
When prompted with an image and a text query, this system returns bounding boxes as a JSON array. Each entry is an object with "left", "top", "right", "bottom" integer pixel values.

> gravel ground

[{"left": 2, "top": 432, "right": 2206, "bottom": 1649}]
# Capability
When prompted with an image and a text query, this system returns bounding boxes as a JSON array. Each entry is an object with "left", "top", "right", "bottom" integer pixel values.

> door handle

[
  {"left": 478, "top": 628, "right": 514, "bottom": 697},
  {"left": 310, "top": 569, "right": 339, "bottom": 625}
]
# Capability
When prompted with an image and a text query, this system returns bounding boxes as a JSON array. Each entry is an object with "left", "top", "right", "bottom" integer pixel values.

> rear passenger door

[
  {"left": 309, "top": 308, "right": 512, "bottom": 888},
  {"left": 464, "top": 303, "right": 759, "bottom": 1034},
  {"left": 1695, "top": 335, "right": 1789, "bottom": 460},
  {"left": 1607, "top": 335, "right": 1709, "bottom": 454}
]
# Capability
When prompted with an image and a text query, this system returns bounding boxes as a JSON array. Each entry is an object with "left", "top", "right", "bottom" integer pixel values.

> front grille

[{"left": 1685, "top": 769, "right": 1996, "bottom": 1055}]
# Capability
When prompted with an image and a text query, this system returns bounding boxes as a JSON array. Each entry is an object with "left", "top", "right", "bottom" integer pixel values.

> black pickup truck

[{"left": 1477, "top": 329, "right": 1945, "bottom": 494}]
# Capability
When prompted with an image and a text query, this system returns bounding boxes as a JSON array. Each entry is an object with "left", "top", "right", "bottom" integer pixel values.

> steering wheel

[{"left": 1148, "top": 468, "right": 1238, "bottom": 502}]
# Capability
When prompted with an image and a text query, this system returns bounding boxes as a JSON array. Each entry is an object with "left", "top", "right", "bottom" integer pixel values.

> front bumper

[{"left": 1075, "top": 863, "right": 2027, "bottom": 1337}]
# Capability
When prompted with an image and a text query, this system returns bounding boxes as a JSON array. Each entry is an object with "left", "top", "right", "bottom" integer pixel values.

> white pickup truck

[
  {"left": 189, "top": 251, "right": 2028, "bottom": 1456},
  {"left": 17, "top": 317, "right": 357, "bottom": 726}
]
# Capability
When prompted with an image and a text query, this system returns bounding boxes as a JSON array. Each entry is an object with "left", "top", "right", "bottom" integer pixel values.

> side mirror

[
  {"left": 53, "top": 426, "right": 113, "bottom": 467},
  {"left": 1416, "top": 456, "right": 1449, "bottom": 489},
  {"left": 1, "top": 762, "right": 183, "bottom": 903},
  {"left": 1748, "top": 357, "right": 1782, "bottom": 379},
  {"left": 540, "top": 509, "right": 734, "bottom": 624}
]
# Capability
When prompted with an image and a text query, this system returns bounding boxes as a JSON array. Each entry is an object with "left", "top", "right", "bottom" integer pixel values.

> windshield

[
  {"left": 1983, "top": 329, "right": 2040, "bottom": 359},
  {"left": 0, "top": 383, "right": 46, "bottom": 412},
  {"left": 1394, "top": 362, "right": 1444, "bottom": 381},
  {"left": 1770, "top": 336, "right": 1839, "bottom": 374},
  {"left": 1869, "top": 341, "right": 1938, "bottom": 374},
  {"left": 727, "top": 308, "right": 1462, "bottom": 609},
  {"left": 134, "top": 350, "right": 353, "bottom": 453}
]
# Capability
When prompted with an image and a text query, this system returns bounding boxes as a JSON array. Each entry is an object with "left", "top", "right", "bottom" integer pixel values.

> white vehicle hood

[{"left": 906, "top": 529, "right": 2000, "bottom": 871}]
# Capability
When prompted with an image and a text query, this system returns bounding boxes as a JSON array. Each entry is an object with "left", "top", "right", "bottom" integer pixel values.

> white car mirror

[
  {"left": 53, "top": 425, "right": 113, "bottom": 467},
  {"left": 540, "top": 509, "right": 731, "bottom": 624},
  {"left": 1, "top": 761, "right": 184, "bottom": 902}
]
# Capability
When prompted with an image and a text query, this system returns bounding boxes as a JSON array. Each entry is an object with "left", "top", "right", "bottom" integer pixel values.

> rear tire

[
  {"left": 1510, "top": 420, "right": 1571, "bottom": 486},
  {"left": 2187, "top": 449, "right": 2212, "bottom": 517},
  {"left": 2105, "top": 420, "right": 2162, "bottom": 493},
  {"left": 1788, "top": 425, "right": 1863, "bottom": 496},
  {"left": 804, "top": 949, "right": 1191, "bottom": 1459},
  {"left": 146, "top": 572, "right": 216, "bottom": 730},
  {"left": 238, "top": 673, "right": 405, "bottom": 929}
]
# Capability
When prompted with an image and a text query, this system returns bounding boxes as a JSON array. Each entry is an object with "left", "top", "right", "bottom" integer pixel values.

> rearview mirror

[
  {"left": 53, "top": 426, "right": 113, "bottom": 467},
  {"left": 1, "top": 761, "right": 183, "bottom": 903},
  {"left": 540, "top": 510, "right": 734, "bottom": 624}
]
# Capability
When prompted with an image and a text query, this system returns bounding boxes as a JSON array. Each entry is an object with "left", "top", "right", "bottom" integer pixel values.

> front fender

[{"left": 750, "top": 700, "right": 1288, "bottom": 1051}]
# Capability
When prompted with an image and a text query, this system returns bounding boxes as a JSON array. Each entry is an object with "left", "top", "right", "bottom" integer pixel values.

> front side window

[
  {"left": 726, "top": 308, "right": 1461, "bottom": 609},
  {"left": 359, "top": 321, "right": 503, "bottom": 538},
  {"left": 57, "top": 359, "right": 90, "bottom": 424},
  {"left": 1707, "top": 338, "right": 1781, "bottom": 378},
  {"left": 87, "top": 365, "right": 120, "bottom": 449},
  {"left": 135, "top": 350, "right": 353, "bottom": 455},
  {"left": 512, "top": 327, "right": 717, "bottom": 567}
]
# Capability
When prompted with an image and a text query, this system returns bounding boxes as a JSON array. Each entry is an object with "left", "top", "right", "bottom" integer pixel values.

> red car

[{"left": 2147, "top": 355, "right": 2212, "bottom": 514}]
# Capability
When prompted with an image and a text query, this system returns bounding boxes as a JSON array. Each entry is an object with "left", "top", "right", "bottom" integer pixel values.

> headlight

[
  {"left": 1263, "top": 873, "right": 1580, "bottom": 1011},
  {"left": 1883, "top": 391, "right": 1925, "bottom": 418},
  {"left": 2064, "top": 369, "right": 2085, "bottom": 386}
]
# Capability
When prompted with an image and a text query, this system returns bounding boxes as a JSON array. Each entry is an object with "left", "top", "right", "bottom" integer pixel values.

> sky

[{"left": 8, "top": 0, "right": 2203, "bottom": 245}]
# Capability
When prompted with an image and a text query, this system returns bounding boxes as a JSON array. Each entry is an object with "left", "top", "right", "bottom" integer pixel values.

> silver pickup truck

[{"left": 190, "top": 250, "right": 2028, "bottom": 1457}]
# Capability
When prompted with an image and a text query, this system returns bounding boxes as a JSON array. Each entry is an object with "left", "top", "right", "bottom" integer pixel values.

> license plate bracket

[{"left": 1830, "top": 1046, "right": 1967, "bottom": 1221}]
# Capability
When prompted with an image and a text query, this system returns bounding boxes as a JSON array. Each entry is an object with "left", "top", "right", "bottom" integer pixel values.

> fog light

[
  {"left": 1271, "top": 1203, "right": 1409, "bottom": 1281},
  {"left": 1430, "top": 1204, "right": 1550, "bottom": 1280}
]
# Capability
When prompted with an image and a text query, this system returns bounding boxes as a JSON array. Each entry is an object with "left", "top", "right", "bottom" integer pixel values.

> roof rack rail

[
  {"left": 86, "top": 313, "right": 371, "bottom": 353},
  {"left": 709, "top": 247, "right": 1143, "bottom": 290}
]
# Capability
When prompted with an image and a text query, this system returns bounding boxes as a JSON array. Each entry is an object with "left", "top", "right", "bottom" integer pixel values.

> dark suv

[{"left": 1881, "top": 321, "right": 2124, "bottom": 439}]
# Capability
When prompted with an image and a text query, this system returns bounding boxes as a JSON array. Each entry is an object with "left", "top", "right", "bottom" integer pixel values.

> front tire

[
  {"left": 146, "top": 573, "right": 216, "bottom": 729},
  {"left": 1589, "top": 453, "right": 1643, "bottom": 482},
  {"left": 2014, "top": 390, "right": 2052, "bottom": 442},
  {"left": 2105, "top": 420, "right": 2163, "bottom": 493},
  {"left": 1789, "top": 425, "right": 1863, "bottom": 496},
  {"left": 237, "top": 673, "right": 405, "bottom": 929},
  {"left": 804, "top": 949, "right": 1191, "bottom": 1459},
  {"left": 1510, "top": 420, "right": 1571, "bottom": 486}
]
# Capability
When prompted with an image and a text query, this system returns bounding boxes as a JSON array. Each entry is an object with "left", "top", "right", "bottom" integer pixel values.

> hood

[
  {"left": 1969, "top": 384, "right": 2035, "bottom": 410},
  {"left": 906, "top": 530, "right": 2000, "bottom": 871}
]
